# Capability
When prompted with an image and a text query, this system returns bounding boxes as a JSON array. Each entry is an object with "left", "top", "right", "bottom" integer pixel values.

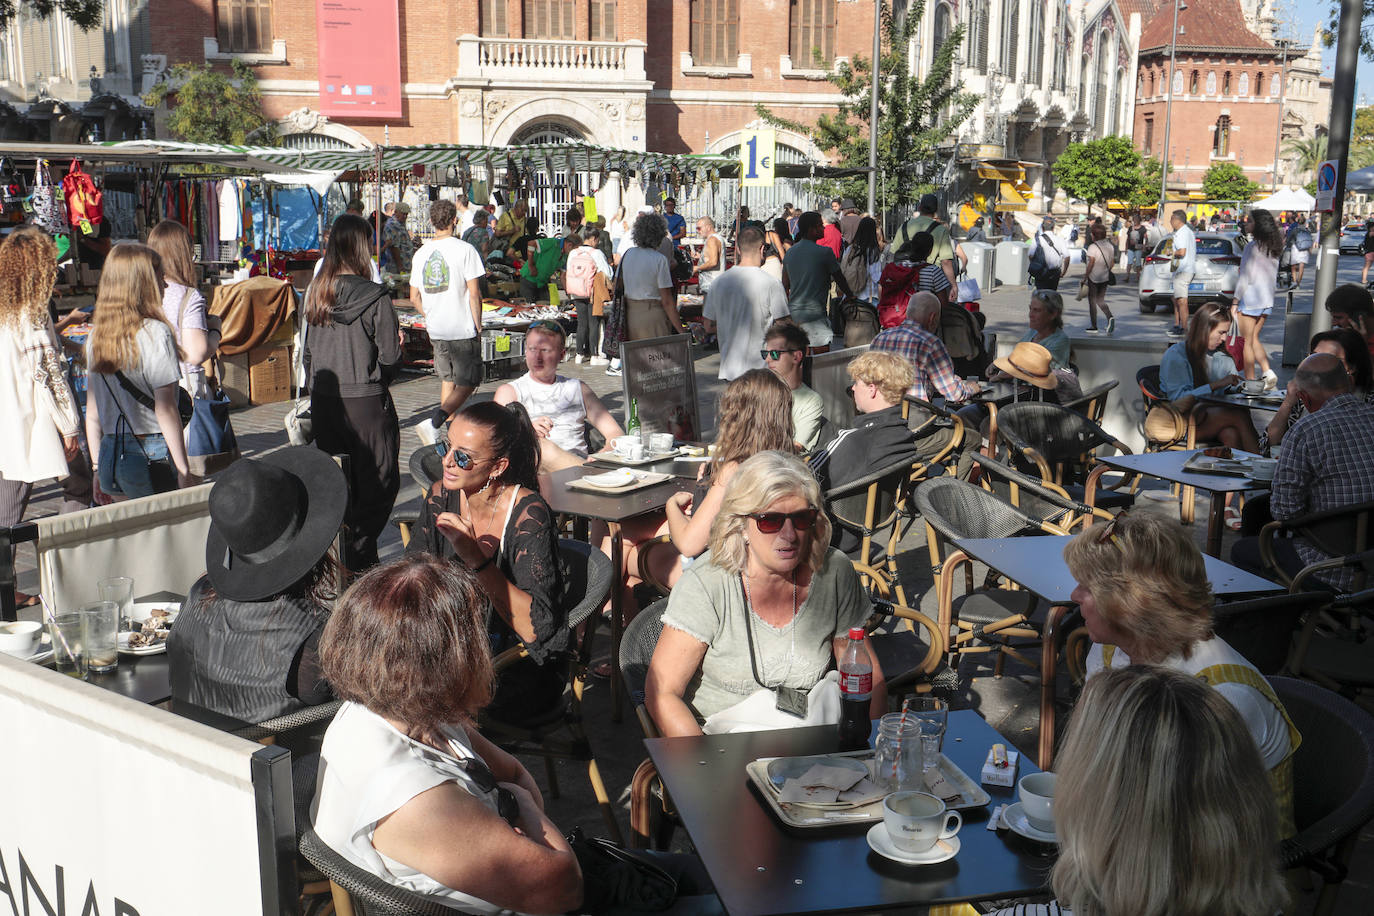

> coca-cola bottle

[{"left": 837, "top": 626, "right": 873, "bottom": 751}]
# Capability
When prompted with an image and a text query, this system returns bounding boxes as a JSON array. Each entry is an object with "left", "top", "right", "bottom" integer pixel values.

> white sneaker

[
  {"left": 575, "top": 354, "right": 585, "bottom": 364},
  {"left": 415, "top": 418, "right": 439, "bottom": 446},
  {"left": 1262, "top": 369, "right": 1278, "bottom": 391},
  {"left": 589, "top": 356, "right": 609, "bottom": 366}
]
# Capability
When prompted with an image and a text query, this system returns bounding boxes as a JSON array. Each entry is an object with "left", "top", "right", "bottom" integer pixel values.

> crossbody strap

[
  {"left": 96, "top": 373, "right": 154, "bottom": 462},
  {"left": 112, "top": 369, "right": 158, "bottom": 413}
]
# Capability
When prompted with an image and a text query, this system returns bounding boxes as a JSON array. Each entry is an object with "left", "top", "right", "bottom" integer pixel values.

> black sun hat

[{"left": 204, "top": 447, "right": 348, "bottom": 602}]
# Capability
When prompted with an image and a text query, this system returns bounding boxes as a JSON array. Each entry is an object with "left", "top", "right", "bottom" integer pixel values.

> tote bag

[{"left": 185, "top": 373, "right": 239, "bottom": 477}]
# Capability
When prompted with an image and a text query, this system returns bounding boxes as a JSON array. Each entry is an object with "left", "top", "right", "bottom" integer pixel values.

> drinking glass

[
  {"left": 910, "top": 697, "right": 948, "bottom": 771},
  {"left": 874, "top": 713, "right": 923, "bottom": 791},
  {"left": 80, "top": 600, "right": 119, "bottom": 673},
  {"left": 98, "top": 576, "right": 134, "bottom": 632},
  {"left": 49, "top": 613, "right": 85, "bottom": 678}
]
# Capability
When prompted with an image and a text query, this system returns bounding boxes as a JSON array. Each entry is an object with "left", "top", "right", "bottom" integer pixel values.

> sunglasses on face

[
  {"left": 747, "top": 508, "right": 820, "bottom": 534},
  {"left": 435, "top": 439, "right": 495, "bottom": 470},
  {"left": 761, "top": 348, "right": 802, "bottom": 361}
]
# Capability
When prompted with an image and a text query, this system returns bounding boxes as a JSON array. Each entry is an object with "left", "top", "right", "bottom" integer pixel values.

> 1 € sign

[{"left": 740, "top": 129, "right": 776, "bottom": 188}]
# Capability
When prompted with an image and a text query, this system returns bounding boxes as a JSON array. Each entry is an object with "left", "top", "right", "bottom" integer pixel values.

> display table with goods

[{"left": 395, "top": 297, "right": 575, "bottom": 380}]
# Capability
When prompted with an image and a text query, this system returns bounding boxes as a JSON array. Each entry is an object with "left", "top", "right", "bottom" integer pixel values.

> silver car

[
  {"left": 1137, "top": 233, "right": 1241, "bottom": 314},
  {"left": 1340, "top": 224, "right": 1367, "bottom": 255}
]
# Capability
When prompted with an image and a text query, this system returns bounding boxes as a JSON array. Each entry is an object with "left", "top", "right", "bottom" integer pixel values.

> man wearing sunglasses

[
  {"left": 493, "top": 321, "right": 625, "bottom": 472},
  {"left": 703, "top": 226, "right": 789, "bottom": 381},
  {"left": 762, "top": 320, "right": 827, "bottom": 452}
]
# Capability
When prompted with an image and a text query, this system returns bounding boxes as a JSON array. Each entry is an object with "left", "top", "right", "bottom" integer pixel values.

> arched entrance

[{"left": 508, "top": 118, "right": 594, "bottom": 234}]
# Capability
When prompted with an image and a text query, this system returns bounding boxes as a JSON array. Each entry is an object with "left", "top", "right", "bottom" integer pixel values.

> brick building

[{"left": 1131, "top": 0, "right": 1287, "bottom": 194}]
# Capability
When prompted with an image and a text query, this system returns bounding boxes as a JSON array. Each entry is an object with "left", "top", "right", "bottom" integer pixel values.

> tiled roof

[
  {"left": 1118, "top": 0, "right": 1162, "bottom": 26},
  {"left": 1139, "top": 0, "right": 1276, "bottom": 53}
]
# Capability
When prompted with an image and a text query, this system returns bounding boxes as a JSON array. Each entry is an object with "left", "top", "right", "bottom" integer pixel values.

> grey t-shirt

[
  {"left": 782, "top": 239, "right": 841, "bottom": 324},
  {"left": 86, "top": 319, "right": 181, "bottom": 436},
  {"left": 661, "top": 548, "right": 868, "bottom": 720},
  {"left": 702, "top": 266, "right": 789, "bottom": 380}
]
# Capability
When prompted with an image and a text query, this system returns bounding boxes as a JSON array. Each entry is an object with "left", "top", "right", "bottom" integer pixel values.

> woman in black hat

[
  {"left": 167, "top": 446, "right": 348, "bottom": 723},
  {"left": 407, "top": 400, "right": 570, "bottom": 723}
]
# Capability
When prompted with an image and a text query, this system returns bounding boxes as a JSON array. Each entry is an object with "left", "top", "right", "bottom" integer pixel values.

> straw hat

[{"left": 993, "top": 342, "right": 1058, "bottom": 390}]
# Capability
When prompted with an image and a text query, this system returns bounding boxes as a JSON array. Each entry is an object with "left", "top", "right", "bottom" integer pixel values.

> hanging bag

[
  {"left": 61, "top": 160, "right": 103, "bottom": 236},
  {"left": 603, "top": 266, "right": 629, "bottom": 360},
  {"left": 285, "top": 315, "right": 314, "bottom": 445},
  {"left": 185, "top": 371, "right": 240, "bottom": 477},
  {"left": 1225, "top": 322, "right": 1246, "bottom": 373},
  {"left": 29, "top": 159, "right": 68, "bottom": 235}
]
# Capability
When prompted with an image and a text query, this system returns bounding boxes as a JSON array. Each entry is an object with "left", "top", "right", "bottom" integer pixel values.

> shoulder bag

[
  {"left": 602, "top": 265, "right": 628, "bottom": 359},
  {"left": 114, "top": 370, "right": 193, "bottom": 427},
  {"left": 285, "top": 316, "right": 313, "bottom": 445},
  {"left": 565, "top": 827, "right": 677, "bottom": 913},
  {"left": 95, "top": 374, "right": 177, "bottom": 493}
]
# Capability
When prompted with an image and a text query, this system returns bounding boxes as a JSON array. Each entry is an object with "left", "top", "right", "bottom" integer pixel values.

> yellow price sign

[{"left": 740, "top": 129, "right": 775, "bottom": 188}]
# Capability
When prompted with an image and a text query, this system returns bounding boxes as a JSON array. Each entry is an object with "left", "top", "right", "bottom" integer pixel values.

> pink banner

[{"left": 316, "top": 0, "right": 402, "bottom": 119}]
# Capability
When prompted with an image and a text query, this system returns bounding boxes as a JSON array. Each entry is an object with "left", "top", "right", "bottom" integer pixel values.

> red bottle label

[{"left": 839, "top": 671, "right": 872, "bottom": 696}]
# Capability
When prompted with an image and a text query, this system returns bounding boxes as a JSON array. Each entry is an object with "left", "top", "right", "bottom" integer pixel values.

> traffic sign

[
  {"left": 740, "top": 129, "right": 775, "bottom": 188},
  {"left": 1316, "top": 159, "right": 1339, "bottom": 212}
]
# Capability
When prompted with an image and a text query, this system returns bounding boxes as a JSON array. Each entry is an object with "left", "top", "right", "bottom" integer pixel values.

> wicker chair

[
  {"left": 1136, "top": 364, "right": 1218, "bottom": 524},
  {"left": 1208, "top": 591, "right": 1331, "bottom": 675},
  {"left": 1287, "top": 581, "right": 1374, "bottom": 704},
  {"left": 971, "top": 454, "right": 1113, "bottom": 534},
  {"left": 479, "top": 539, "right": 622, "bottom": 842},
  {"left": 994, "top": 401, "right": 1135, "bottom": 513},
  {"left": 900, "top": 395, "right": 966, "bottom": 480},
  {"left": 299, "top": 828, "right": 456, "bottom": 916},
  {"left": 393, "top": 447, "right": 442, "bottom": 548},
  {"left": 1258, "top": 501, "right": 1374, "bottom": 591},
  {"left": 619, "top": 599, "right": 678, "bottom": 849},
  {"left": 824, "top": 454, "right": 922, "bottom": 606},
  {"left": 1269, "top": 676, "right": 1374, "bottom": 916},
  {"left": 913, "top": 477, "right": 1069, "bottom": 676},
  {"left": 1060, "top": 378, "right": 1119, "bottom": 425}
]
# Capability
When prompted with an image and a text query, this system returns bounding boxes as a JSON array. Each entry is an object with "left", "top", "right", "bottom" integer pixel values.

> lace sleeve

[
  {"left": 35, "top": 321, "right": 79, "bottom": 436},
  {"left": 407, "top": 482, "right": 457, "bottom": 560},
  {"left": 500, "top": 491, "right": 570, "bottom": 662}
]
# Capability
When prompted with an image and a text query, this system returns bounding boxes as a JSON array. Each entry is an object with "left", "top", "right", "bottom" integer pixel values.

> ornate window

[
  {"left": 1255, "top": 70, "right": 1263, "bottom": 95},
  {"left": 1270, "top": 73, "right": 1281, "bottom": 96},
  {"left": 790, "top": 0, "right": 837, "bottom": 67},
  {"left": 1000, "top": 0, "right": 1021, "bottom": 78},
  {"left": 480, "top": 0, "right": 508, "bottom": 35},
  {"left": 969, "top": 0, "right": 991, "bottom": 72},
  {"left": 1029, "top": 0, "right": 1046, "bottom": 85},
  {"left": 1222, "top": 71, "right": 1231, "bottom": 95},
  {"left": 1051, "top": 6, "right": 1067, "bottom": 89},
  {"left": 215, "top": 0, "right": 273, "bottom": 54},
  {"left": 524, "top": 0, "right": 575, "bottom": 39},
  {"left": 690, "top": 0, "right": 739, "bottom": 67},
  {"left": 1213, "top": 115, "right": 1231, "bottom": 156},
  {"left": 1238, "top": 71, "right": 1249, "bottom": 95},
  {"left": 1189, "top": 70, "right": 1199, "bottom": 94},
  {"left": 932, "top": 2, "right": 953, "bottom": 61},
  {"left": 1173, "top": 69, "right": 1183, "bottom": 94},
  {"left": 1144, "top": 116, "right": 1154, "bottom": 153},
  {"left": 591, "top": 0, "right": 616, "bottom": 40}
]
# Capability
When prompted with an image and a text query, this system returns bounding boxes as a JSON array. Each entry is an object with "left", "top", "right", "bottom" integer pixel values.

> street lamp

[{"left": 1158, "top": 0, "right": 1187, "bottom": 216}]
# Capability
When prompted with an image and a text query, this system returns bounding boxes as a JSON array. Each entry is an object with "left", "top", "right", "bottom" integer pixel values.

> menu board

[{"left": 620, "top": 333, "right": 701, "bottom": 441}]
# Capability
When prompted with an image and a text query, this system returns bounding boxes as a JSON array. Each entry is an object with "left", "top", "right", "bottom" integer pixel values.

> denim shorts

[{"left": 98, "top": 432, "right": 171, "bottom": 499}]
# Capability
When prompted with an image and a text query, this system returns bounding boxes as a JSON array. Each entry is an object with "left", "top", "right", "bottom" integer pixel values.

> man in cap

[{"left": 889, "top": 193, "right": 957, "bottom": 288}]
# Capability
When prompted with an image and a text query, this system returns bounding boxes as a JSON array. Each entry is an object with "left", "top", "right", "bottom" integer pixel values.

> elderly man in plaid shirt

[{"left": 1232, "top": 352, "right": 1374, "bottom": 588}]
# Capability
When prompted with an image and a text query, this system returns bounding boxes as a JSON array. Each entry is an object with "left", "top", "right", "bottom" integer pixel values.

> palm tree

[{"left": 1283, "top": 135, "right": 1328, "bottom": 184}]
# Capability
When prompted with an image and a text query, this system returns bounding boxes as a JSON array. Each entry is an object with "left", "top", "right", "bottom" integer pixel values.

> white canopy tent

[{"left": 1251, "top": 188, "right": 1316, "bottom": 211}]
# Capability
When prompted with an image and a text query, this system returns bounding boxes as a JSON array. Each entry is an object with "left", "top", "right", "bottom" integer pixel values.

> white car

[{"left": 1137, "top": 233, "right": 1241, "bottom": 314}]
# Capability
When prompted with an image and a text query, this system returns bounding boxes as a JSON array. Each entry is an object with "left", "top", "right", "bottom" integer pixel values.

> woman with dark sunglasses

[
  {"left": 406, "top": 400, "right": 570, "bottom": 722},
  {"left": 645, "top": 451, "right": 885, "bottom": 736}
]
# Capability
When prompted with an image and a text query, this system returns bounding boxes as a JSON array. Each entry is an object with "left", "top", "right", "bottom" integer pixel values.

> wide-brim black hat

[{"left": 205, "top": 447, "right": 348, "bottom": 602}]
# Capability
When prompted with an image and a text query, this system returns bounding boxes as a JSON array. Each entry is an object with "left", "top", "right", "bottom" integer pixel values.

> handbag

[
  {"left": 29, "top": 159, "right": 68, "bottom": 235},
  {"left": 1225, "top": 323, "right": 1246, "bottom": 372},
  {"left": 285, "top": 317, "right": 313, "bottom": 445},
  {"left": 956, "top": 272, "right": 982, "bottom": 303},
  {"left": 95, "top": 375, "right": 178, "bottom": 493},
  {"left": 603, "top": 267, "right": 628, "bottom": 359},
  {"left": 565, "top": 827, "right": 677, "bottom": 913},
  {"left": 185, "top": 373, "right": 240, "bottom": 477}
]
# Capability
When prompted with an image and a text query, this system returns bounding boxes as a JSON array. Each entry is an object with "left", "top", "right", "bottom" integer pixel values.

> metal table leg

[
  {"left": 609, "top": 522, "right": 625, "bottom": 723},
  {"left": 1038, "top": 603, "right": 1074, "bottom": 770}
]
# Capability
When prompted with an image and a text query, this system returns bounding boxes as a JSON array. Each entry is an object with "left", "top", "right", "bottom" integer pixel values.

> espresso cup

[
  {"left": 882, "top": 791, "right": 962, "bottom": 853},
  {"left": 650, "top": 433, "right": 674, "bottom": 453},
  {"left": 612, "top": 436, "right": 642, "bottom": 459},
  {"left": 1242, "top": 379, "right": 1265, "bottom": 394},
  {"left": 1018, "top": 772, "right": 1057, "bottom": 833},
  {"left": 0, "top": 620, "right": 42, "bottom": 657}
]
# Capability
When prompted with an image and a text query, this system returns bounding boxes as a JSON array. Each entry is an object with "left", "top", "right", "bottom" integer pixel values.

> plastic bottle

[{"left": 837, "top": 626, "right": 873, "bottom": 751}]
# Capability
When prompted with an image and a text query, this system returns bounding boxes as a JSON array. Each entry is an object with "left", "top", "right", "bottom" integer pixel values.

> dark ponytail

[{"left": 459, "top": 400, "right": 541, "bottom": 491}]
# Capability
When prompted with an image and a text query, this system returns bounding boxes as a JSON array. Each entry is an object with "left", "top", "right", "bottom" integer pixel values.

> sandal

[
  {"left": 1224, "top": 507, "right": 1242, "bottom": 531},
  {"left": 12, "top": 591, "right": 40, "bottom": 608}
]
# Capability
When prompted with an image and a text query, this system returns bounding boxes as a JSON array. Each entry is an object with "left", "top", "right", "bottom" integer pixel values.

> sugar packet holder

[{"left": 980, "top": 743, "right": 1020, "bottom": 787}]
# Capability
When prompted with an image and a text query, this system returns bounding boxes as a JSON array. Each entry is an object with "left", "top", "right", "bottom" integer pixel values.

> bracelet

[{"left": 471, "top": 554, "right": 495, "bottom": 574}]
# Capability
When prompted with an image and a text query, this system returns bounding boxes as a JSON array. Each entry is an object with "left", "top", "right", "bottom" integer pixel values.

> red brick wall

[{"left": 1132, "top": 51, "right": 1284, "bottom": 189}]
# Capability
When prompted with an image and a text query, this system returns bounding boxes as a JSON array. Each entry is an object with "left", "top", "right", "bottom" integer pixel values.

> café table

[
  {"left": 1085, "top": 448, "right": 1270, "bottom": 557},
  {"left": 951, "top": 533, "right": 1281, "bottom": 768},
  {"left": 85, "top": 652, "right": 172, "bottom": 705},
  {"left": 645, "top": 714, "right": 1052, "bottom": 916},
  {"left": 1199, "top": 391, "right": 1286, "bottom": 413},
  {"left": 542, "top": 464, "right": 695, "bottom": 720}
]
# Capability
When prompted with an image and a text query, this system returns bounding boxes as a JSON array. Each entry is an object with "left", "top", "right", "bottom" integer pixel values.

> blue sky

[{"left": 1291, "top": 4, "right": 1372, "bottom": 109}]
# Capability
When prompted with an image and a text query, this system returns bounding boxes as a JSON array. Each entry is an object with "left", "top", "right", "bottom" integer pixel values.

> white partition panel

[{"left": 0, "top": 654, "right": 289, "bottom": 915}]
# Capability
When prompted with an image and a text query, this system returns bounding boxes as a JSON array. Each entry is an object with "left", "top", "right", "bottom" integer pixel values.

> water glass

[
  {"left": 98, "top": 576, "right": 134, "bottom": 631},
  {"left": 910, "top": 697, "right": 948, "bottom": 770},
  {"left": 874, "top": 713, "right": 923, "bottom": 791},
  {"left": 80, "top": 600, "right": 119, "bottom": 673},
  {"left": 48, "top": 613, "right": 85, "bottom": 678}
]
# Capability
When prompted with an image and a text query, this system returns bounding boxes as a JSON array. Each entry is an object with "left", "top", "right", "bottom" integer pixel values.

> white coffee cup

[
  {"left": 0, "top": 620, "right": 43, "bottom": 657},
  {"left": 1242, "top": 379, "right": 1265, "bottom": 395},
  {"left": 612, "top": 436, "right": 643, "bottom": 459},
  {"left": 1018, "top": 772, "right": 1056, "bottom": 832},
  {"left": 882, "top": 791, "right": 962, "bottom": 853},
  {"left": 650, "top": 433, "right": 674, "bottom": 453}
]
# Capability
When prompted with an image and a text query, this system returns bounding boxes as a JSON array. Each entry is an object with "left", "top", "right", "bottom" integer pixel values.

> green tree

[
  {"left": 1283, "top": 135, "right": 1328, "bottom": 181},
  {"left": 1052, "top": 136, "right": 1148, "bottom": 214},
  {"left": 1354, "top": 106, "right": 1374, "bottom": 143},
  {"left": 1322, "top": 4, "right": 1374, "bottom": 61},
  {"left": 1202, "top": 162, "right": 1259, "bottom": 201},
  {"left": 0, "top": 0, "right": 101, "bottom": 31},
  {"left": 1128, "top": 156, "right": 1170, "bottom": 211},
  {"left": 754, "top": 0, "right": 975, "bottom": 209},
  {"left": 144, "top": 61, "right": 275, "bottom": 145}
]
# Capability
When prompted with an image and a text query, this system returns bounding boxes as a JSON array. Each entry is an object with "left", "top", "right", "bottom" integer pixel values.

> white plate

[
  {"left": 1003, "top": 802, "right": 1057, "bottom": 843},
  {"left": 582, "top": 469, "right": 638, "bottom": 489},
  {"left": 25, "top": 648, "right": 54, "bottom": 665},
  {"left": 866, "top": 824, "right": 961, "bottom": 865},
  {"left": 128, "top": 601, "right": 179, "bottom": 626},
  {"left": 118, "top": 632, "right": 167, "bottom": 656}
]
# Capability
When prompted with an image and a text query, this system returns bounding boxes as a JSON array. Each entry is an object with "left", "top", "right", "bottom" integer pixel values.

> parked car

[
  {"left": 1340, "top": 224, "right": 1367, "bottom": 255},
  {"left": 1137, "top": 233, "right": 1241, "bottom": 314}
]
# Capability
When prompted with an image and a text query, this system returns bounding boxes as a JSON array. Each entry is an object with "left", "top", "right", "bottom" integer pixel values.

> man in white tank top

[
  {"left": 692, "top": 216, "right": 727, "bottom": 295},
  {"left": 494, "top": 322, "right": 626, "bottom": 472}
]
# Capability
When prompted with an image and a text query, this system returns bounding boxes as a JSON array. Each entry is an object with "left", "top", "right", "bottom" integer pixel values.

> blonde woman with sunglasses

[{"left": 646, "top": 451, "right": 885, "bottom": 736}]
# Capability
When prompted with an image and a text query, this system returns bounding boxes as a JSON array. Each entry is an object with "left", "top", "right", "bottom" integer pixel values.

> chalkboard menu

[{"left": 620, "top": 333, "right": 701, "bottom": 441}]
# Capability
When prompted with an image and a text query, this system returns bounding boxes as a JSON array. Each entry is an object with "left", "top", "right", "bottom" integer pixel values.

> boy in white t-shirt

[{"left": 409, "top": 199, "right": 487, "bottom": 444}]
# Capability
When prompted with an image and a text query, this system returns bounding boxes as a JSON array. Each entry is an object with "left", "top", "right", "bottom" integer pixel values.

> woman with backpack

[
  {"left": 840, "top": 217, "right": 883, "bottom": 306},
  {"left": 1234, "top": 209, "right": 1284, "bottom": 389}
]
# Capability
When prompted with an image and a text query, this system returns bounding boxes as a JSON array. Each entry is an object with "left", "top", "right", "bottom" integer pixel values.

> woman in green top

[
  {"left": 1019, "top": 289, "right": 1071, "bottom": 369},
  {"left": 518, "top": 234, "right": 577, "bottom": 302}
]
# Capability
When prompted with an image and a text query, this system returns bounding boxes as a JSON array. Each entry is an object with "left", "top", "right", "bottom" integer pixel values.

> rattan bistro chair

[
  {"left": 1060, "top": 378, "right": 1119, "bottom": 425},
  {"left": 1269, "top": 676, "right": 1374, "bottom": 916},
  {"left": 479, "top": 539, "right": 622, "bottom": 842},
  {"left": 619, "top": 599, "right": 679, "bottom": 850},
  {"left": 971, "top": 454, "right": 1114, "bottom": 534},
  {"left": 300, "top": 828, "right": 455, "bottom": 916},
  {"left": 823, "top": 454, "right": 922, "bottom": 606},
  {"left": 393, "top": 447, "right": 442, "bottom": 548},
  {"left": 994, "top": 401, "right": 1135, "bottom": 513}
]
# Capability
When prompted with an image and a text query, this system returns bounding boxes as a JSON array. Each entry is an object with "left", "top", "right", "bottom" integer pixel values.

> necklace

[
  {"left": 465, "top": 482, "right": 507, "bottom": 542},
  {"left": 741, "top": 567, "right": 799, "bottom": 685}
]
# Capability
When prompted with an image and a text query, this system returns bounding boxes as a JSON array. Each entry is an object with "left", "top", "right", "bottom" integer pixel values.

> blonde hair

[
  {"left": 1064, "top": 513, "right": 1212, "bottom": 662},
  {"left": 146, "top": 219, "right": 198, "bottom": 288},
  {"left": 90, "top": 243, "right": 181, "bottom": 374},
  {"left": 0, "top": 227, "right": 57, "bottom": 331},
  {"left": 1052, "top": 666, "right": 1285, "bottom": 916},
  {"left": 847, "top": 350, "right": 914, "bottom": 406},
  {"left": 707, "top": 451, "right": 830, "bottom": 574},
  {"left": 710, "top": 369, "right": 794, "bottom": 483}
]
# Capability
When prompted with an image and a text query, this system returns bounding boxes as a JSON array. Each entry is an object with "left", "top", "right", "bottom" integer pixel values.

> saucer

[
  {"left": 1003, "top": 802, "right": 1057, "bottom": 843},
  {"left": 866, "top": 824, "right": 960, "bottom": 865}
]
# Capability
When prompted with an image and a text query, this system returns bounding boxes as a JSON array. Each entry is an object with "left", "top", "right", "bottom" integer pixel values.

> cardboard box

[
  {"left": 248, "top": 344, "right": 293, "bottom": 405},
  {"left": 220, "top": 353, "right": 251, "bottom": 407}
]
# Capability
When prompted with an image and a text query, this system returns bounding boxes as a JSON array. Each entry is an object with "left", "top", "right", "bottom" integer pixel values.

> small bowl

[
  {"left": 0, "top": 620, "right": 43, "bottom": 657},
  {"left": 1018, "top": 772, "right": 1056, "bottom": 833}
]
